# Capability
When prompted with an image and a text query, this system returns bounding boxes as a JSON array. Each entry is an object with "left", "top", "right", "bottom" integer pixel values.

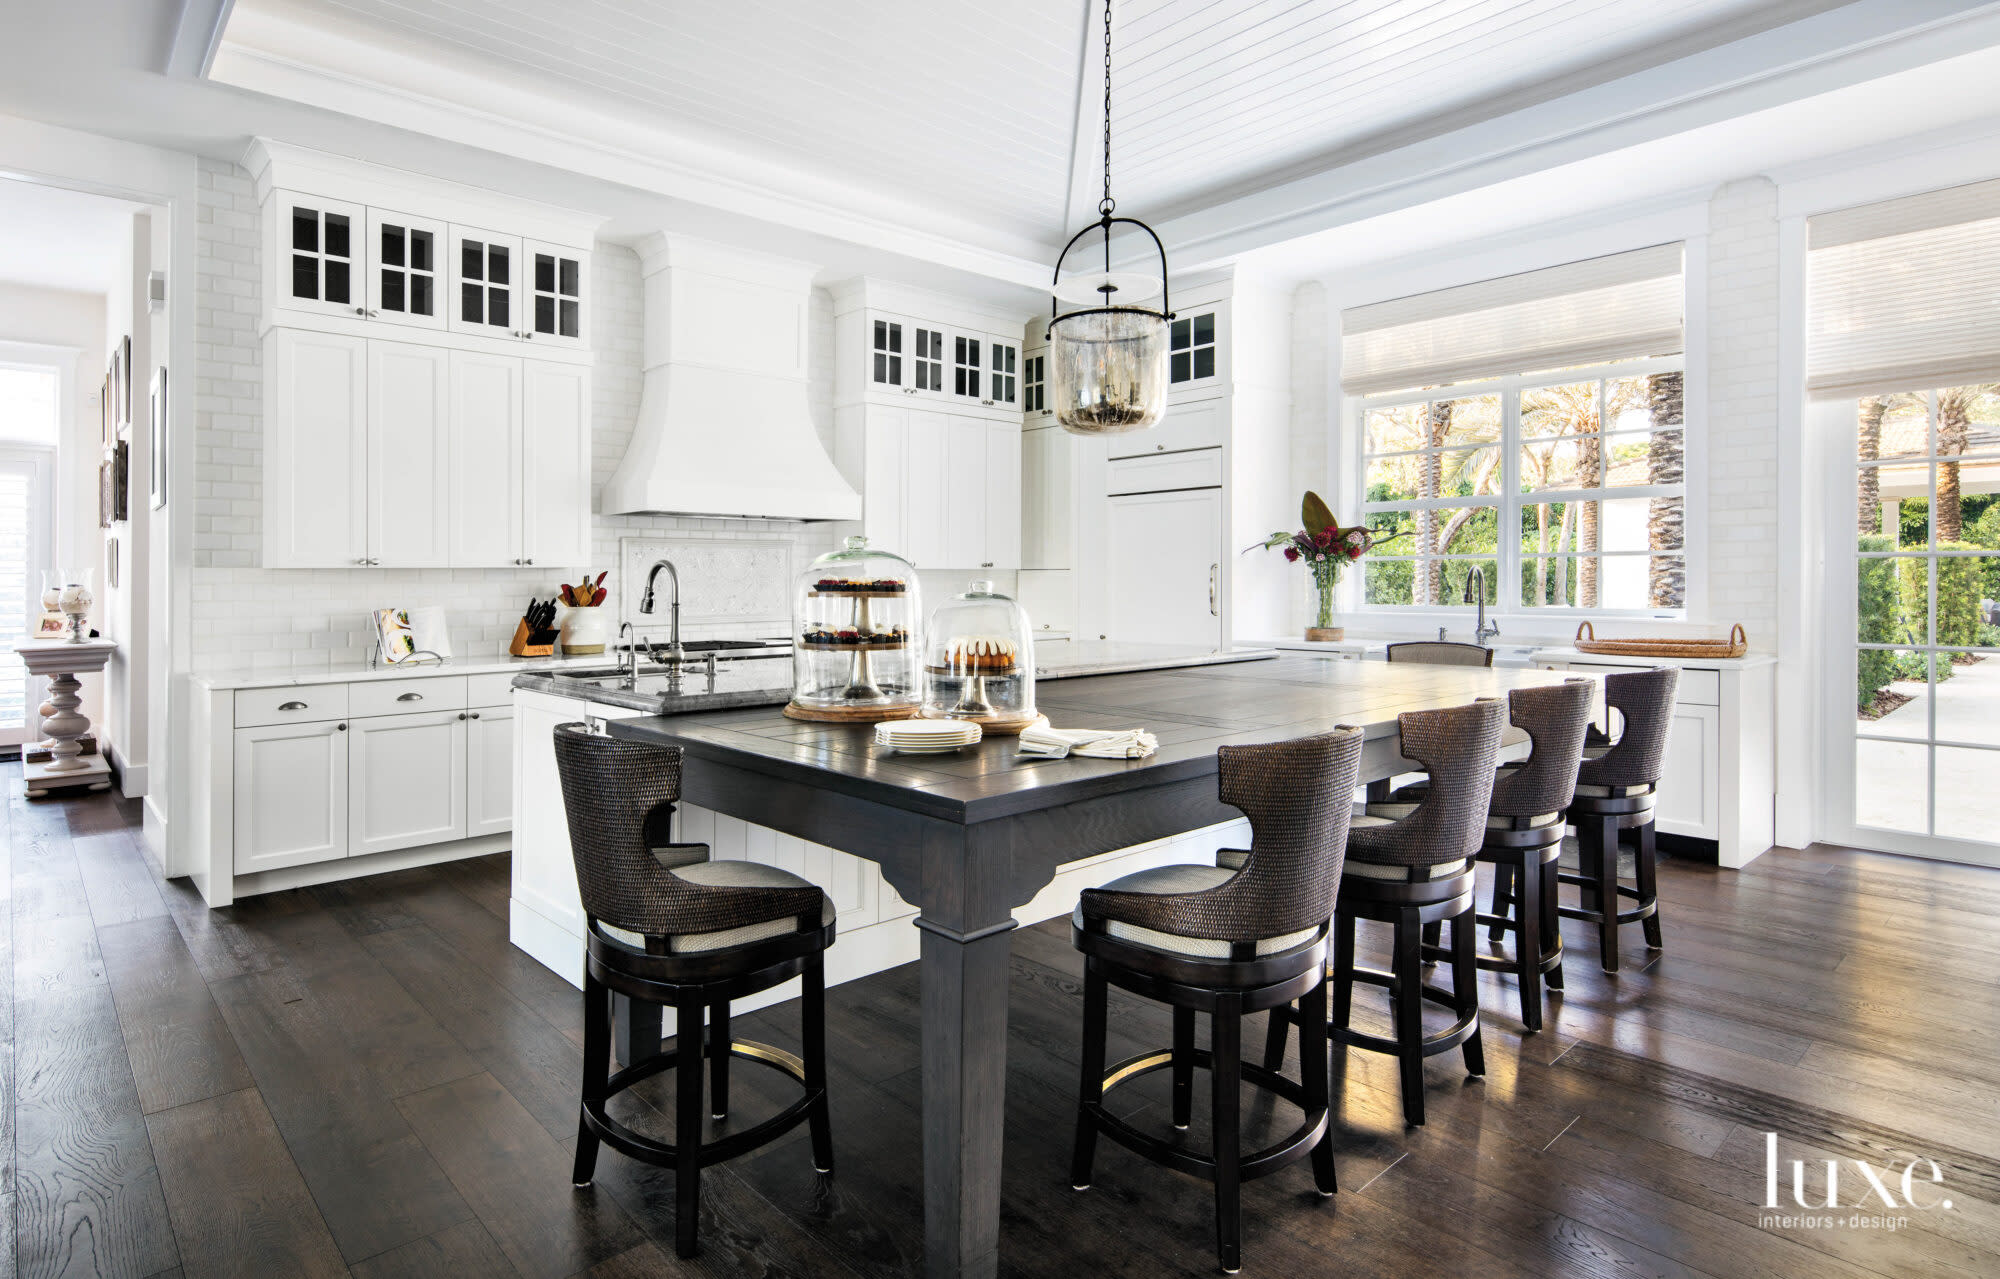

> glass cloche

[
  {"left": 785, "top": 536, "right": 923, "bottom": 722},
  {"left": 921, "top": 580, "right": 1041, "bottom": 733}
]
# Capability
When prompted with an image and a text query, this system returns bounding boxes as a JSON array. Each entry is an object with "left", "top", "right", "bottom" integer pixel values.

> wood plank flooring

[{"left": 5, "top": 764, "right": 1998, "bottom": 1278}]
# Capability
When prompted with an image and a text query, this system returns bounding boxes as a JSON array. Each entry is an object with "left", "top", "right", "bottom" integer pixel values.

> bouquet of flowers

[{"left": 1249, "top": 491, "right": 1407, "bottom": 633}]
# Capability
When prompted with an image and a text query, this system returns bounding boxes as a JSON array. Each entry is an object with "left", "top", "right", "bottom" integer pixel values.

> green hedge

[
  {"left": 1897, "top": 541, "right": 1985, "bottom": 651},
  {"left": 1857, "top": 534, "right": 1899, "bottom": 710}
]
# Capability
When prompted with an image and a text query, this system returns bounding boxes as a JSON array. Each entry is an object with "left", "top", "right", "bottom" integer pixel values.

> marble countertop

[{"left": 191, "top": 652, "right": 611, "bottom": 691}]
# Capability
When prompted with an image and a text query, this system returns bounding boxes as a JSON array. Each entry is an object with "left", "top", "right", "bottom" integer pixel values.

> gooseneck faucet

[
  {"left": 1464, "top": 565, "right": 1500, "bottom": 646},
  {"left": 639, "top": 558, "right": 687, "bottom": 664}
]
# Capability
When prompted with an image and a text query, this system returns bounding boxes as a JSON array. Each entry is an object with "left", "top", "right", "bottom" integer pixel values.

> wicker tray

[{"left": 1573, "top": 622, "right": 1746, "bottom": 659}]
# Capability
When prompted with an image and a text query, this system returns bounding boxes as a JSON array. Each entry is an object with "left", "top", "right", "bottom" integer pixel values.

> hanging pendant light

[{"left": 1049, "top": 0, "right": 1173, "bottom": 436}]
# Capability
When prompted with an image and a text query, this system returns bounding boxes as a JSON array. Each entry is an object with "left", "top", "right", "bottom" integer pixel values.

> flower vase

[{"left": 1304, "top": 568, "right": 1343, "bottom": 643}]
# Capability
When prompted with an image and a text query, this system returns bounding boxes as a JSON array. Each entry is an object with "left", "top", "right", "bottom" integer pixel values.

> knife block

[{"left": 509, "top": 619, "right": 556, "bottom": 657}]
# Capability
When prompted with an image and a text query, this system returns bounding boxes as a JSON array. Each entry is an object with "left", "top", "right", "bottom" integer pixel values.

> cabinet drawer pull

[
  {"left": 278, "top": 701, "right": 308, "bottom": 712},
  {"left": 396, "top": 692, "right": 423, "bottom": 702}
]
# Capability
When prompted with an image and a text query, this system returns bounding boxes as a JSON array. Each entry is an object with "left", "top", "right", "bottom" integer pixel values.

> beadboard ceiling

[{"left": 214, "top": 0, "right": 1848, "bottom": 252}]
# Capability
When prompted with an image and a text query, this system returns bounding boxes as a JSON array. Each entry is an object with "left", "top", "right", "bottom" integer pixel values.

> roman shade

[
  {"left": 1340, "top": 244, "right": 1684, "bottom": 397},
  {"left": 1807, "top": 177, "right": 2000, "bottom": 400}
]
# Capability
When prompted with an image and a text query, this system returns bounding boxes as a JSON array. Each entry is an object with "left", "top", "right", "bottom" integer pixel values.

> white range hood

[{"left": 603, "top": 233, "right": 861, "bottom": 521}]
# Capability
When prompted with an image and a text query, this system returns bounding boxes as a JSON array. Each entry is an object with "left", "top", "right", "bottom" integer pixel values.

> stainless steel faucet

[
  {"left": 639, "top": 558, "right": 687, "bottom": 664},
  {"left": 1464, "top": 566, "right": 1500, "bottom": 646}
]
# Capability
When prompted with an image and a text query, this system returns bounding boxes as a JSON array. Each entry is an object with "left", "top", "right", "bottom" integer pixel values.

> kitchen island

[{"left": 509, "top": 652, "right": 1589, "bottom": 1279}]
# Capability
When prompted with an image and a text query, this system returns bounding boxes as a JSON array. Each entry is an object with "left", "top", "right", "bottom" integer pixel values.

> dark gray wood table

[{"left": 608, "top": 653, "right": 1585, "bottom": 1279}]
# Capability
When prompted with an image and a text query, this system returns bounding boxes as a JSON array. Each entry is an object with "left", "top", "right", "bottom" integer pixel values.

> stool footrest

[{"left": 1091, "top": 1046, "right": 1326, "bottom": 1184}]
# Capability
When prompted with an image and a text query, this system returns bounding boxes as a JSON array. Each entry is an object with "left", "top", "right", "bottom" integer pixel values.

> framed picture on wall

[
  {"left": 150, "top": 367, "right": 166, "bottom": 509},
  {"left": 111, "top": 440, "right": 130, "bottom": 523},
  {"left": 119, "top": 335, "right": 132, "bottom": 427},
  {"left": 100, "top": 369, "right": 111, "bottom": 447},
  {"left": 98, "top": 455, "right": 115, "bottom": 528}
]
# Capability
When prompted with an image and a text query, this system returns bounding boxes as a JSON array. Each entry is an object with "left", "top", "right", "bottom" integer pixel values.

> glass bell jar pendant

[{"left": 1048, "top": 0, "right": 1173, "bottom": 437}]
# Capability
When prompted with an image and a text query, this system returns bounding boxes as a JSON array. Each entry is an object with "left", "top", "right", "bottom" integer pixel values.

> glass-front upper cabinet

[
  {"left": 952, "top": 334, "right": 983, "bottom": 403},
  {"left": 871, "top": 317, "right": 905, "bottom": 389},
  {"left": 1169, "top": 309, "right": 1221, "bottom": 393},
  {"left": 365, "top": 208, "right": 446, "bottom": 331},
  {"left": 526, "top": 240, "right": 588, "bottom": 349},
  {"left": 1023, "top": 348, "right": 1049, "bottom": 419},
  {"left": 911, "top": 325, "right": 946, "bottom": 396},
  {"left": 449, "top": 227, "right": 523, "bottom": 339},
  {"left": 275, "top": 193, "right": 365, "bottom": 319},
  {"left": 987, "top": 339, "right": 1018, "bottom": 408}
]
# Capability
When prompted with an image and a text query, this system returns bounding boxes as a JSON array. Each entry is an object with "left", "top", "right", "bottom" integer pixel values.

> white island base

[{"left": 509, "top": 688, "right": 1248, "bottom": 1029}]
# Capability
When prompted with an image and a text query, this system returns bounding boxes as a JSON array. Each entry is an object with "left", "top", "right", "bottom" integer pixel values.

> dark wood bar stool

[
  {"left": 1558, "top": 666, "right": 1679, "bottom": 973},
  {"left": 1072, "top": 728, "right": 1365, "bottom": 1275},
  {"left": 1269, "top": 699, "right": 1505, "bottom": 1128},
  {"left": 554, "top": 723, "right": 835, "bottom": 1260},
  {"left": 1396, "top": 681, "right": 1595, "bottom": 1031}
]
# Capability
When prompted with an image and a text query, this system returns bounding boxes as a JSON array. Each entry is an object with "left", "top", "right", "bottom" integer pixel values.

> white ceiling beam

[
  {"left": 164, "top": 0, "right": 235, "bottom": 78},
  {"left": 1150, "top": 0, "right": 2000, "bottom": 271}
]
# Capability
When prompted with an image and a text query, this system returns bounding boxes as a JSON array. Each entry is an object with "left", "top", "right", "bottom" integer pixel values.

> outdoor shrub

[
  {"left": 1857, "top": 534, "right": 1901, "bottom": 709},
  {"left": 1898, "top": 542, "right": 1985, "bottom": 650}
]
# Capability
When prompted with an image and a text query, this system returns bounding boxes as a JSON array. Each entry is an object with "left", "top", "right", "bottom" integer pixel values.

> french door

[
  {"left": 0, "top": 451, "right": 53, "bottom": 747},
  {"left": 1828, "top": 385, "right": 2000, "bottom": 865}
]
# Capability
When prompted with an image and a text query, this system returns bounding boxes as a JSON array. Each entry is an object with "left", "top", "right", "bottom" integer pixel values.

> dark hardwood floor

[{"left": 7, "top": 763, "right": 1998, "bottom": 1278}]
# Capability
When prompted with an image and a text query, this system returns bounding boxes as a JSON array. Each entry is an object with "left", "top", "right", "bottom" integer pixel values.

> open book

[{"left": 372, "top": 606, "right": 452, "bottom": 664}]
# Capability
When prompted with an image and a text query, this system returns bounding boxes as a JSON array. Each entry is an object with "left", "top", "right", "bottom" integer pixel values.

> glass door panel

[
  {"left": 989, "top": 340, "right": 1017, "bottom": 406},
  {"left": 953, "top": 334, "right": 981, "bottom": 401},
  {"left": 277, "top": 193, "right": 363, "bottom": 319},
  {"left": 0, "top": 451, "right": 52, "bottom": 747},
  {"left": 366, "top": 209, "right": 445, "bottom": 330},
  {"left": 1845, "top": 384, "right": 2000, "bottom": 861},
  {"left": 871, "top": 318, "right": 903, "bottom": 388},
  {"left": 526, "top": 240, "right": 587, "bottom": 348},
  {"left": 448, "top": 228, "right": 522, "bottom": 339},
  {"left": 911, "top": 326, "right": 944, "bottom": 395}
]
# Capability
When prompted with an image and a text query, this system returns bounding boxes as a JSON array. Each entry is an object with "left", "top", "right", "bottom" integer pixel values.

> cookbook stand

[{"left": 370, "top": 641, "right": 448, "bottom": 669}]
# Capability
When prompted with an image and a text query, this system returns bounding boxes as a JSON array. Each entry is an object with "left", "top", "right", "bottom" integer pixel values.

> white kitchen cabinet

[
  {"left": 983, "top": 422, "right": 1021, "bottom": 571},
  {"left": 366, "top": 342, "right": 452, "bottom": 567},
  {"left": 861, "top": 408, "right": 907, "bottom": 553},
  {"left": 525, "top": 240, "right": 589, "bottom": 349},
  {"left": 448, "top": 350, "right": 523, "bottom": 566},
  {"left": 522, "top": 359, "right": 592, "bottom": 566},
  {"left": 449, "top": 226, "right": 523, "bottom": 340},
  {"left": 951, "top": 332, "right": 985, "bottom": 405},
  {"left": 1656, "top": 703, "right": 1720, "bottom": 836},
  {"left": 945, "top": 416, "right": 986, "bottom": 568},
  {"left": 1023, "top": 346, "right": 1051, "bottom": 422},
  {"left": 1168, "top": 306, "right": 1225, "bottom": 399},
  {"left": 349, "top": 709, "right": 468, "bottom": 857},
  {"left": 868, "top": 315, "right": 907, "bottom": 392},
  {"left": 269, "top": 191, "right": 364, "bottom": 321},
  {"left": 233, "top": 718, "right": 349, "bottom": 875},
  {"left": 466, "top": 704, "right": 515, "bottom": 839},
  {"left": 265, "top": 328, "right": 368, "bottom": 567},
  {"left": 909, "top": 322, "right": 947, "bottom": 397},
  {"left": 1021, "top": 426, "right": 1072, "bottom": 571},
  {"left": 364, "top": 207, "right": 446, "bottom": 331},
  {"left": 903, "top": 409, "right": 950, "bottom": 567},
  {"left": 1106, "top": 487, "right": 1222, "bottom": 648}
]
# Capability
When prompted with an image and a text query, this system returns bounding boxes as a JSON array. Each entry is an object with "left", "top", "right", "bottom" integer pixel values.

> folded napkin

[{"left": 1017, "top": 725, "right": 1159, "bottom": 760}]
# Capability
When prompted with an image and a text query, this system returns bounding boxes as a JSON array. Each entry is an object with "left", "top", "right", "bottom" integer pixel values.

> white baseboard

[{"left": 229, "top": 834, "right": 511, "bottom": 899}]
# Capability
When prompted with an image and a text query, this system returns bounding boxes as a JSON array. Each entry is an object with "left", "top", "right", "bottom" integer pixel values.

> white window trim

[{"left": 1345, "top": 352, "right": 1700, "bottom": 624}]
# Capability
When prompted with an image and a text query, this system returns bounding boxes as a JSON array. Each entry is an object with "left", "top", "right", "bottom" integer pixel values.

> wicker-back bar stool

[
  {"left": 1384, "top": 641, "right": 1495, "bottom": 667},
  {"left": 1071, "top": 728, "right": 1365, "bottom": 1275},
  {"left": 1267, "top": 699, "right": 1506, "bottom": 1128},
  {"left": 1395, "top": 681, "right": 1595, "bottom": 1031},
  {"left": 554, "top": 723, "right": 836, "bottom": 1260},
  {"left": 1558, "top": 667, "right": 1679, "bottom": 973}
]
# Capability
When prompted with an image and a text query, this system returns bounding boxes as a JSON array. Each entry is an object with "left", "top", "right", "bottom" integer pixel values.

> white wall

[
  {"left": 189, "top": 159, "right": 846, "bottom": 677},
  {"left": 0, "top": 282, "right": 105, "bottom": 735}
]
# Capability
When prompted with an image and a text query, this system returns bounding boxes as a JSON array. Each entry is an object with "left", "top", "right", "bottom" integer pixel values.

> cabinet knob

[
  {"left": 525, "top": 558, "right": 534, "bottom": 565},
  {"left": 396, "top": 692, "right": 423, "bottom": 702},
  {"left": 981, "top": 561, "right": 993, "bottom": 568},
  {"left": 278, "top": 701, "right": 307, "bottom": 712},
  {"left": 457, "top": 712, "right": 467, "bottom": 720},
  {"left": 469, "top": 711, "right": 481, "bottom": 720},
  {"left": 367, "top": 309, "right": 379, "bottom": 318},
  {"left": 355, "top": 307, "right": 366, "bottom": 316},
  {"left": 337, "top": 722, "right": 347, "bottom": 731},
  {"left": 524, "top": 332, "right": 534, "bottom": 340},
  {"left": 1156, "top": 444, "right": 1165, "bottom": 451}
]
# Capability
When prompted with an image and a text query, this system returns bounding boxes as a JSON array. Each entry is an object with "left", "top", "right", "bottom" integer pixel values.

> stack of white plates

[{"left": 875, "top": 718, "right": 982, "bottom": 753}]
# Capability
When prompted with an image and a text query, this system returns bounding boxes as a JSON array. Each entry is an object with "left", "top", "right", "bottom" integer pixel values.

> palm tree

[
  {"left": 1520, "top": 381, "right": 1600, "bottom": 606},
  {"left": 1933, "top": 384, "right": 1995, "bottom": 543},
  {"left": 1417, "top": 400, "right": 1450, "bottom": 604},
  {"left": 1647, "top": 372, "right": 1685, "bottom": 607},
  {"left": 1855, "top": 394, "right": 1889, "bottom": 535}
]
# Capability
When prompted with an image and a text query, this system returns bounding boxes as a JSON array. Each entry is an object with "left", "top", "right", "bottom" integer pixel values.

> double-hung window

[{"left": 1342, "top": 245, "right": 1687, "bottom": 616}]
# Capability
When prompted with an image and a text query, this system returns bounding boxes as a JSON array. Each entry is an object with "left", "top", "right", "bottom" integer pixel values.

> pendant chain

[{"left": 1100, "top": 0, "right": 1115, "bottom": 217}]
